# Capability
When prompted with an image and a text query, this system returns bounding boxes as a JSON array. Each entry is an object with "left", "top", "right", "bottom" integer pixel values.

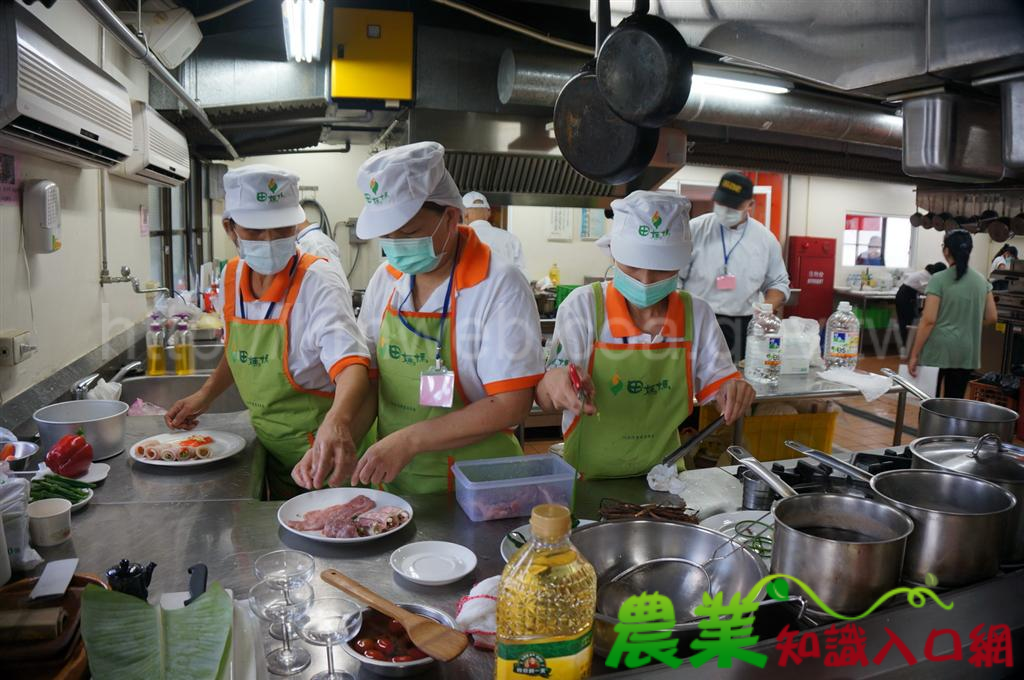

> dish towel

[
  {"left": 817, "top": 368, "right": 892, "bottom": 402},
  {"left": 455, "top": 575, "right": 500, "bottom": 650}
]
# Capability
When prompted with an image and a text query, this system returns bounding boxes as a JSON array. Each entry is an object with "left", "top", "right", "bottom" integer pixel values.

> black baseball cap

[{"left": 712, "top": 171, "right": 754, "bottom": 208}]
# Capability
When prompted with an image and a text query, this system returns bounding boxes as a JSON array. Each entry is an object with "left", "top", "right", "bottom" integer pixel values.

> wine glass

[
  {"left": 255, "top": 550, "right": 315, "bottom": 640},
  {"left": 249, "top": 580, "right": 314, "bottom": 676},
  {"left": 297, "top": 597, "right": 363, "bottom": 680}
]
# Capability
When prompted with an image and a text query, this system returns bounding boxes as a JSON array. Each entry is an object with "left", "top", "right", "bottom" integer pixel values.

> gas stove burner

[
  {"left": 850, "top": 446, "right": 913, "bottom": 475},
  {"left": 735, "top": 458, "right": 874, "bottom": 500}
]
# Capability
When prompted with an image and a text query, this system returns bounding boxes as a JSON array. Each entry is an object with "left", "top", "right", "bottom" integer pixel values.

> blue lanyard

[
  {"left": 239, "top": 256, "right": 298, "bottom": 321},
  {"left": 719, "top": 223, "right": 748, "bottom": 269},
  {"left": 396, "top": 239, "right": 461, "bottom": 365}
]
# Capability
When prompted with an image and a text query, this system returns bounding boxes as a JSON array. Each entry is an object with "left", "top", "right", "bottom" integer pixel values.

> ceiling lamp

[{"left": 281, "top": 0, "right": 325, "bottom": 63}]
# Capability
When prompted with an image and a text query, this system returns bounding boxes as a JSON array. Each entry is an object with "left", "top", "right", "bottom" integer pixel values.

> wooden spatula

[{"left": 321, "top": 569, "right": 469, "bottom": 662}]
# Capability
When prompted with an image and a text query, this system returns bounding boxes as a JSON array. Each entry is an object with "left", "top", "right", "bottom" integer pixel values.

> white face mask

[
  {"left": 714, "top": 204, "right": 746, "bottom": 228},
  {"left": 238, "top": 235, "right": 296, "bottom": 275}
]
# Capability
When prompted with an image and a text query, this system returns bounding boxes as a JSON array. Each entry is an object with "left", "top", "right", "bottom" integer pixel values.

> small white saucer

[
  {"left": 389, "top": 541, "right": 477, "bottom": 586},
  {"left": 36, "top": 462, "right": 110, "bottom": 484}
]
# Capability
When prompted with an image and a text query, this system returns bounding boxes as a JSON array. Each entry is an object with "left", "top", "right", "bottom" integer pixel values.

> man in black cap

[{"left": 680, "top": 171, "right": 790, "bottom": 361}]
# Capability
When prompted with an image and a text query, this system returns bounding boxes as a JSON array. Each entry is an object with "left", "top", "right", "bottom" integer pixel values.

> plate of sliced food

[
  {"left": 129, "top": 430, "right": 247, "bottom": 467},
  {"left": 278, "top": 488, "right": 413, "bottom": 544}
]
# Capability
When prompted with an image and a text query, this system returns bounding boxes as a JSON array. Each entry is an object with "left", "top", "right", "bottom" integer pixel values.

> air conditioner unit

[
  {"left": 116, "top": 101, "right": 190, "bottom": 187},
  {"left": 0, "top": 4, "right": 133, "bottom": 169}
]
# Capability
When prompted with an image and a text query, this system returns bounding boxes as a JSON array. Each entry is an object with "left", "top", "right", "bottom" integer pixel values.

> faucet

[
  {"left": 102, "top": 265, "right": 189, "bottom": 304},
  {"left": 73, "top": 374, "right": 100, "bottom": 400},
  {"left": 111, "top": 360, "right": 144, "bottom": 383}
]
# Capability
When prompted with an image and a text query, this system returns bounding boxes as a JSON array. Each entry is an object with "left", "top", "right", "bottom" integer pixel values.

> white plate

[
  {"left": 70, "top": 488, "right": 94, "bottom": 512},
  {"left": 277, "top": 488, "right": 414, "bottom": 544},
  {"left": 500, "top": 519, "right": 597, "bottom": 563},
  {"left": 35, "top": 462, "right": 110, "bottom": 484},
  {"left": 702, "top": 510, "right": 775, "bottom": 564},
  {"left": 128, "top": 430, "right": 246, "bottom": 467},
  {"left": 390, "top": 541, "right": 477, "bottom": 586}
]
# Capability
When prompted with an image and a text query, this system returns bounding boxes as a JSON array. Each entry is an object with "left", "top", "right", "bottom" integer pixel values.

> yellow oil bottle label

[{"left": 496, "top": 630, "right": 593, "bottom": 679}]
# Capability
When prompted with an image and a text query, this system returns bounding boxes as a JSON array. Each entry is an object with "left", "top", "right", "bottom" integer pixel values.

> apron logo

[
  {"left": 621, "top": 378, "right": 672, "bottom": 395},
  {"left": 231, "top": 349, "right": 271, "bottom": 367},
  {"left": 364, "top": 177, "right": 389, "bottom": 205},
  {"left": 256, "top": 177, "right": 283, "bottom": 203},
  {"left": 610, "top": 373, "right": 624, "bottom": 396},
  {"left": 388, "top": 344, "right": 428, "bottom": 365}
]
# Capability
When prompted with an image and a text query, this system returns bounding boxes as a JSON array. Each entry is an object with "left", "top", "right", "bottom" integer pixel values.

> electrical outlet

[
  {"left": 0, "top": 329, "right": 37, "bottom": 366},
  {"left": 343, "top": 218, "right": 368, "bottom": 246}
]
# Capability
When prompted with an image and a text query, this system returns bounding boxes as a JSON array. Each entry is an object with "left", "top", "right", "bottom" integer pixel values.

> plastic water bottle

[
  {"left": 744, "top": 303, "right": 782, "bottom": 386},
  {"left": 825, "top": 301, "right": 861, "bottom": 370}
]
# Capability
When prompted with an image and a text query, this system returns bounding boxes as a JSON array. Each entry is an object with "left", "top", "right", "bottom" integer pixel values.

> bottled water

[
  {"left": 744, "top": 303, "right": 782, "bottom": 386},
  {"left": 825, "top": 301, "right": 861, "bottom": 370}
]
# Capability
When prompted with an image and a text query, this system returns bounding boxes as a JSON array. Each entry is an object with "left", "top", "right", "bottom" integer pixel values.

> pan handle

[
  {"left": 783, "top": 440, "right": 874, "bottom": 482},
  {"left": 727, "top": 446, "right": 798, "bottom": 498},
  {"left": 661, "top": 415, "right": 726, "bottom": 466},
  {"left": 596, "top": 0, "right": 611, "bottom": 52},
  {"left": 880, "top": 367, "right": 930, "bottom": 401}
]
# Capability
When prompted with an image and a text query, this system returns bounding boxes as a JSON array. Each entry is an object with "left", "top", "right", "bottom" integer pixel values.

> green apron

[
  {"left": 563, "top": 282, "right": 694, "bottom": 478},
  {"left": 376, "top": 281, "right": 521, "bottom": 495},
  {"left": 224, "top": 254, "right": 334, "bottom": 500}
]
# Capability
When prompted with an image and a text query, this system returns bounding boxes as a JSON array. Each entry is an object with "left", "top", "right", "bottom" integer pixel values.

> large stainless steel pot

[
  {"left": 729, "top": 447, "right": 914, "bottom": 615},
  {"left": 33, "top": 400, "right": 128, "bottom": 461},
  {"left": 909, "top": 434, "right": 1024, "bottom": 564},
  {"left": 787, "top": 441, "right": 1016, "bottom": 587},
  {"left": 571, "top": 518, "right": 766, "bottom": 656},
  {"left": 882, "top": 368, "right": 1018, "bottom": 439}
]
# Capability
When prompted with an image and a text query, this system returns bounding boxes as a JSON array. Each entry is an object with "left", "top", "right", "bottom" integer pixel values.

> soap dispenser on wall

[{"left": 21, "top": 179, "right": 61, "bottom": 254}]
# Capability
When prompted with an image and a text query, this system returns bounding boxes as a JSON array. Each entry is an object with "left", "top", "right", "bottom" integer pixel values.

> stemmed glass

[
  {"left": 297, "top": 597, "right": 363, "bottom": 680},
  {"left": 255, "top": 550, "right": 315, "bottom": 640},
  {"left": 249, "top": 580, "right": 314, "bottom": 676}
]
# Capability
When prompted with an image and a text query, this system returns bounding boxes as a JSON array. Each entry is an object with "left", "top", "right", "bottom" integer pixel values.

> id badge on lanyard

[
  {"left": 717, "top": 223, "right": 745, "bottom": 290},
  {"left": 420, "top": 357, "right": 456, "bottom": 408}
]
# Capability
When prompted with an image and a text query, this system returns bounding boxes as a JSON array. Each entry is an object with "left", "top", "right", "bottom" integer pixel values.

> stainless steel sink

[{"left": 120, "top": 375, "right": 246, "bottom": 413}]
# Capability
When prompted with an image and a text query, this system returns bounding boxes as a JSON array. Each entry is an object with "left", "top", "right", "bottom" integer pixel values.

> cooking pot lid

[{"left": 911, "top": 436, "right": 1024, "bottom": 483}]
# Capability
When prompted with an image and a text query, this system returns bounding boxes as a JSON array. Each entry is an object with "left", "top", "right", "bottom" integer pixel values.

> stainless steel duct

[
  {"left": 497, "top": 50, "right": 903, "bottom": 149},
  {"left": 77, "top": 0, "right": 239, "bottom": 159}
]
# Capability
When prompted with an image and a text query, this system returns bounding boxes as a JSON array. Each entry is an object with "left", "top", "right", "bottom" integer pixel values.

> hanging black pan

[
  {"left": 553, "top": 0, "right": 659, "bottom": 185},
  {"left": 596, "top": 0, "right": 692, "bottom": 128}
]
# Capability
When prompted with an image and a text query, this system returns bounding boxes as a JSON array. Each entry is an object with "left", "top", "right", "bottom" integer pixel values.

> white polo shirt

[
  {"left": 548, "top": 281, "right": 741, "bottom": 434},
  {"left": 681, "top": 213, "right": 791, "bottom": 317},
  {"left": 296, "top": 223, "right": 350, "bottom": 288},
  {"left": 359, "top": 227, "right": 544, "bottom": 400},
  {"left": 467, "top": 219, "right": 528, "bottom": 280},
  {"left": 220, "top": 252, "right": 369, "bottom": 392}
]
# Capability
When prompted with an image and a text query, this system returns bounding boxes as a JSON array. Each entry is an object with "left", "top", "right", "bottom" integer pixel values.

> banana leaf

[{"left": 81, "top": 582, "right": 233, "bottom": 680}]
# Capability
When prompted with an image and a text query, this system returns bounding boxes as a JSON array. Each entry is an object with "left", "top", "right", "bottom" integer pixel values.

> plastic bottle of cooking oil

[
  {"left": 145, "top": 321, "right": 166, "bottom": 376},
  {"left": 549, "top": 263, "right": 561, "bottom": 287},
  {"left": 170, "top": 317, "right": 194, "bottom": 375},
  {"left": 495, "top": 504, "right": 596, "bottom": 680}
]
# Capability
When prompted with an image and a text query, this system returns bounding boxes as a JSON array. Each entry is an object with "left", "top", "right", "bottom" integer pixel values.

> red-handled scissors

[{"left": 569, "top": 364, "right": 588, "bottom": 413}]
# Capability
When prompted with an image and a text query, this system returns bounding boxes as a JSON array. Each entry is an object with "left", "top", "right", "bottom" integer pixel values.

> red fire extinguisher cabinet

[{"left": 787, "top": 236, "right": 836, "bottom": 323}]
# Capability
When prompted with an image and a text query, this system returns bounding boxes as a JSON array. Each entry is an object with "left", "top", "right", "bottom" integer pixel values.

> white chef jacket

[
  {"left": 467, "top": 219, "right": 528, "bottom": 280},
  {"left": 902, "top": 270, "right": 931, "bottom": 293},
  {"left": 219, "top": 251, "right": 369, "bottom": 392},
  {"left": 547, "top": 281, "right": 741, "bottom": 433},
  {"left": 358, "top": 226, "right": 544, "bottom": 401},
  {"left": 990, "top": 256, "right": 1011, "bottom": 275},
  {"left": 296, "top": 223, "right": 350, "bottom": 289},
  {"left": 681, "top": 213, "right": 791, "bottom": 317}
]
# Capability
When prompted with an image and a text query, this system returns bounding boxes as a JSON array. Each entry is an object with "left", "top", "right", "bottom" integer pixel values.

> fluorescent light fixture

[
  {"left": 281, "top": 0, "right": 324, "bottom": 63},
  {"left": 692, "top": 73, "right": 791, "bottom": 94}
]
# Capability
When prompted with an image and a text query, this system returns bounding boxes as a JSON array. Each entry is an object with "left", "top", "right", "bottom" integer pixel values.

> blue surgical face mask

[
  {"left": 614, "top": 267, "right": 678, "bottom": 309},
  {"left": 238, "top": 235, "right": 296, "bottom": 275},
  {"left": 380, "top": 212, "right": 451, "bottom": 275}
]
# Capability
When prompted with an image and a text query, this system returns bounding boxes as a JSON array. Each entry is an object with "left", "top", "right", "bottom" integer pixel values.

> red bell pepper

[{"left": 45, "top": 432, "right": 93, "bottom": 478}]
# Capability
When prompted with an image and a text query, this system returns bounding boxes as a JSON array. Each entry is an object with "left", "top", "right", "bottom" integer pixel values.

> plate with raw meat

[
  {"left": 128, "top": 430, "right": 246, "bottom": 467},
  {"left": 278, "top": 488, "right": 414, "bottom": 544}
]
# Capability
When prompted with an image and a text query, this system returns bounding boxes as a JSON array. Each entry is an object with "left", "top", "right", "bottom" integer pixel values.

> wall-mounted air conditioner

[
  {"left": 0, "top": 4, "right": 134, "bottom": 169},
  {"left": 115, "top": 101, "right": 190, "bottom": 187}
]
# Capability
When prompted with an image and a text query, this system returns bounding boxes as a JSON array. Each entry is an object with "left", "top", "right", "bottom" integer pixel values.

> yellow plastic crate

[{"left": 696, "top": 405, "right": 838, "bottom": 462}]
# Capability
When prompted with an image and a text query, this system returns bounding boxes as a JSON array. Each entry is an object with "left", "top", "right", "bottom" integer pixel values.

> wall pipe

[{"left": 77, "top": 0, "right": 239, "bottom": 160}]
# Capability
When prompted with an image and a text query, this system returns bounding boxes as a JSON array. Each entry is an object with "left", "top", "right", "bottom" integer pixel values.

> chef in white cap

[
  {"left": 462, "top": 191, "right": 528, "bottom": 280},
  {"left": 225, "top": 209, "right": 350, "bottom": 286},
  {"left": 536, "top": 191, "right": 754, "bottom": 478},
  {"left": 167, "top": 164, "right": 370, "bottom": 499},
  {"left": 292, "top": 142, "right": 544, "bottom": 494}
]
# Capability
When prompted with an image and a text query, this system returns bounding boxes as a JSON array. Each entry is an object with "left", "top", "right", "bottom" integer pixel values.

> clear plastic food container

[{"left": 452, "top": 454, "right": 577, "bottom": 522}]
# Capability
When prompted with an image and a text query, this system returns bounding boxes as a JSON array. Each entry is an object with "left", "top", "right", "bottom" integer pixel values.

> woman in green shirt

[{"left": 908, "top": 229, "right": 997, "bottom": 398}]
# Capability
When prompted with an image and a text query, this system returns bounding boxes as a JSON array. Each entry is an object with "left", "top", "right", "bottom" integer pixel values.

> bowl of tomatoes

[{"left": 343, "top": 603, "right": 454, "bottom": 676}]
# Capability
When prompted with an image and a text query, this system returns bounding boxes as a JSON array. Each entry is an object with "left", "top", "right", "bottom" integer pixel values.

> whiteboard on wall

[{"left": 548, "top": 208, "right": 575, "bottom": 242}]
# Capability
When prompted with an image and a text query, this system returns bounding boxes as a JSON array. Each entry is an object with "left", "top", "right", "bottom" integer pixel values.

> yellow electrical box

[{"left": 331, "top": 7, "right": 413, "bottom": 102}]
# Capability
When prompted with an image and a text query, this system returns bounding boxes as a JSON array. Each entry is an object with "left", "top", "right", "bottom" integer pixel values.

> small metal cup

[{"left": 741, "top": 468, "right": 776, "bottom": 510}]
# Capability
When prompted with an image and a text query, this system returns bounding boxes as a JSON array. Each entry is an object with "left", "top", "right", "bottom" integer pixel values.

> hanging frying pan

[
  {"left": 596, "top": 0, "right": 692, "bottom": 128},
  {"left": 553, "top": 0, "right": 659, "bottom": 185}
]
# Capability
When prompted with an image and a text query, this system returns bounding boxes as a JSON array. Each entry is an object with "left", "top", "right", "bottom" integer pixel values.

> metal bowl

[
  {"left": 33, "top": 400, "right": 128, "bottom": 461},
  {"left": 2, "top": 441, "right": 40, "bottom": 471},
  {"left": 341, "top": 602, "right": 455, "bottom": 677},
  {"left": 571, "top": 519, "right": 767, "bottom": 656}
]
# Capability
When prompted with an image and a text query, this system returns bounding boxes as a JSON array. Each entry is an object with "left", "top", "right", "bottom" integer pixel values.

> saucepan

[
  {"left": 785, "top": 440, "right": 1016, "bottom": 587},
  {"left": 908, "top": 434, "right": 1024, "bottom": 564},
  {"left": 727, "top": 446, "right": 914, "bottom": 615},
  {"left": 882, "top": 368, "right": 1018, "bottom": 440},
  {"left": 33, "top": 400, "right": 128, "bottom": 461}
]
